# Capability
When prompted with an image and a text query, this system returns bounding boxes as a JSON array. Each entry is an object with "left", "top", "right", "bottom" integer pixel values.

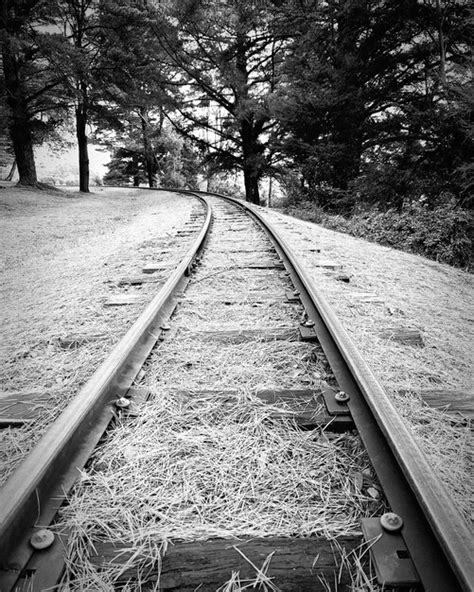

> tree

[
  {"left": 103, "top": 146, "right": 145, "bottom": 186},
  {"left": 0, "top": 0, "right": 66, "bottom": 186},
  {"left": 155, "top": 127, "right": 202, "bottom": 188},
  {"left": 273, "top": 0, "right": 472, "bottom": 209},
  {"left": 63, "top": 0, "right": 95, "bottom": 193},
  {"left": 93, "top": 0, "right": 177, "bottom": 188},
  {"left": 40, "top": 0, "right": 162, "bottom": 193},
  {"left": 102, "top": 122, "right": 202, "bottom": 188},
  {"left": 42, "top": 0, "right": 107, "bottom": 193},
  {"left": 151, "top": 0, "right": 285, "bottom": 204}
]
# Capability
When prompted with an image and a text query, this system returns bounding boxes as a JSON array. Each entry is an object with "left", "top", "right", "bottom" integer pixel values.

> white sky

[{"left": 35, "top": 143, "right": 111, "bottom": 182}]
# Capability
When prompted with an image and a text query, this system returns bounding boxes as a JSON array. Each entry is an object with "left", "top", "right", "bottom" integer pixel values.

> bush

[
  {"left": 283, "top": 196, "right": 472, "bottom": 269},
  {"left": 282, "top": 200, "right": 325, "bottom": 224},
  {"left": 208, "top": 173, "right": 245, "bottom": 199}
]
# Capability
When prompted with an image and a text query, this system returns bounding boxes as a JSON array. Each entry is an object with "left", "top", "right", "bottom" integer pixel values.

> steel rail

[
  {"left": 0, "top": 194, "right": 212, "bottom": 591},
  {"left": 1, "top": 187, "right": 471, "bottom": 591},
  {"left": 212, "top": 193, "right": 473, "bottom": 592}
]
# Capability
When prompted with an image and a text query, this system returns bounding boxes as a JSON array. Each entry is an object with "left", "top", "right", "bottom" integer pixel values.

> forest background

[{"left": 1, "top": 0, "right": 472, "bottom": 268}]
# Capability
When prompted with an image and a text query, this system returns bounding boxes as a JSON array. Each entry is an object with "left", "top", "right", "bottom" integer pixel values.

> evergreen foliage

[
  {"left": 1, "top": 0, "right": 471, "bottom": 266},
  {"left": 103, "top": 124, "right": 201, "bottom": 189},
  {"left": 147, "top": 0, "right": 285, "bottom": 204},
  {"left": 93, "top": 0, "right": 176, "bottom": 188},
  {"left": 0, "top": 0, "right": 70, "bottom": 185},
  {"left": 283, "top": 197, "right": 471, "bottom": 269},
  {"left": 273, "top": 0, "right": 472, "bottom": 209}
]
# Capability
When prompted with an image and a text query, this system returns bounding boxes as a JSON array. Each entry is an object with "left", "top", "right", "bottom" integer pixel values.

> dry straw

[
  {"left": 219, "top": 548, "right": 279, "bottom": 591},
  {"left": 177, "top": 292, "right": 302, "bottom": 330},
  {"left": 259, "top": 209, "right": 473, "bottom": 523},
  {"left": 57, "top": 197, "right": 383, "bottom": 589},
  {"left": 60, "top": 390, "right": 384, "bottom": 590},
  {"left": 145, "top": 336, "right": 332, "bottom": 392},
  {"left": 0, "top": 188, "right": 201, "bottom": 484}
]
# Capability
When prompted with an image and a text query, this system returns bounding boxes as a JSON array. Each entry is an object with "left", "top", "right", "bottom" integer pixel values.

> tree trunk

[
  {"left": 1, "top": 21, "right": 38, "bottom": 186},
  {"left": 331, "top": 94, "right": 362, "bottom": 190},
  {"left": 330, "top": 7, "right": 363, "bottom": 191},
  {"left": 139, "top": 107, "right": 156, "bottom": 188},
  {"left": 9, "top": 108, "right": 38, "bottom": 186},
  {"left": 240, "top": 117, "right": 262, "bottom": 205},
  {"left": 76, "top": 100, "right": 90, "bottom": 193},
  {"left": 5, "top": 159, "right": 17, "bottom": 182},
  {"left": 243, "top": 163, "right": 260, "bottom": 205},
  {"left": 436, "top": 0, "right": 447, "bottom": 88},
  {"left": 235, "top": 29, "right": 262, "bottom": 206}
]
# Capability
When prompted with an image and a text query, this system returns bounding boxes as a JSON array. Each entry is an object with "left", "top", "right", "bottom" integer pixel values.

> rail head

[
  {"left": 0, "top": 193, "right": 212, "bottom": 589},
  {"left": 1, "top": 187, "right": 471, "bottom": 591},
  {"left": 212, "top": 192, "right": 473, "bottom": 592}
]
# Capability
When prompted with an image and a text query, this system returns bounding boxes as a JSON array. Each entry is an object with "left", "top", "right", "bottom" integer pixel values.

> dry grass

[
  {"left": 4, "top": 191, "right": 452, "bottom": 589},
  {"left": 145, "top": 337, "right": 331, "bottom": 392},
  {"left": 188, "top": 268, "right": 290, "bottom": 294},
  {"left": 176, "top": 295, "right": 302, "bottom": 330},
  {"left": 57, "top": 196, "right": 387, "bottom": 590},
  {"left": 0, "top": 186, "right": 203, "bottom": 484},
  {"left": 259, "top": 207, "right": 473, "bottom": 522},
  {"left": 60, "top": 390, "right": 384, "bottom": 590}
]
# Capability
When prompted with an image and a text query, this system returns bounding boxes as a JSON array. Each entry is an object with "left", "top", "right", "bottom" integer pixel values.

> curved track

[
  {"left": 0, "top": 189, "right": 471, "bottom": 592},
  {"left": 0, "top": 193, "right": 211, "bottom": 590},
  {"left": 218, "top": 192, "right": 473, "bottom": 592}
]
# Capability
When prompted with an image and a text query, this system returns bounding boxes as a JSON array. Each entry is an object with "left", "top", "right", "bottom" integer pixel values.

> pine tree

[
  {"left": 273, "top": 0, "right": 472, "bottom": 209},
  {"left": 150, "top": 0, "right": 285, "bottom": 204},
  {"left": 94, "top": 0, "right": 176, "bottom": 188},
  {"left": 1, "top": 0, "right": 67, "bottom": 186}
]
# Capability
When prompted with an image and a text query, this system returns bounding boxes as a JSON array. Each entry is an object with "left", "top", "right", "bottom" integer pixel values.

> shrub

[
  {"left": 208, "top": 173, "right": 245, "bottom": 199},
  {"left": 283, "top": 196, "right": 472, "bottom": 269}
]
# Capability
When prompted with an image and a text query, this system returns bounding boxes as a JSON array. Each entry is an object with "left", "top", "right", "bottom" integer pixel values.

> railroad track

[{"left": 0, "top": 190, "right": 472, "bottom": 591}]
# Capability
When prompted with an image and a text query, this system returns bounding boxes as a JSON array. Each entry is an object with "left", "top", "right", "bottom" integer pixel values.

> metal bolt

[
  {"left": 335, "top": 391, "right": 350, "bottom": 403},
  {"left": 30, "top": 529, "right": 55, "bottom": 550},
  {"left": 160, "top": 324, "right": 171, "bottom": 331},
  {"left": 380, "top": 512, "right": 404, "bottom": 532},
  {"left": 293, "top": 290, "right": 300, "bottom": 296},
  {"left": 115, "top": 397, "right": 130, "bottom": 409},
  {"left": 304, "top": 319, "right": 315, "bottom": 327}
]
